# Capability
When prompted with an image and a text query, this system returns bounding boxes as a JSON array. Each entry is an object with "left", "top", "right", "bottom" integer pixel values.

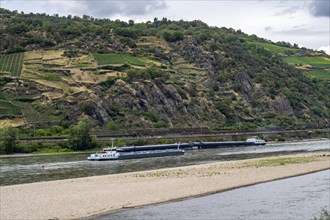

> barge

[
  {"left": 189, "top": 137, "right": 266, "bottom": 149},
  {"left": 116, "top": 137, "right": 266, "bottom": 151}
]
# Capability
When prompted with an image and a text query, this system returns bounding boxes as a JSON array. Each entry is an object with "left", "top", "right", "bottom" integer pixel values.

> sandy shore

[{"left": 1, "top": 152, "right": 329, "bottom": 220}]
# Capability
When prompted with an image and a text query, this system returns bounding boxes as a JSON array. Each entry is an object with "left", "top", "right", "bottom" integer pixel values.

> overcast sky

[{"left": 1, "top": 0, "right": 329, "bottom": 54}]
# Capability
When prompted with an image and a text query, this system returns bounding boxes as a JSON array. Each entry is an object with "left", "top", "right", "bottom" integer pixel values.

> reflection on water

[
  {"left": 101, "top": 170, "right": 330, "bottom": 220},
  {"left": 0, "top": 140, "right": 329, "bottom": 186}
]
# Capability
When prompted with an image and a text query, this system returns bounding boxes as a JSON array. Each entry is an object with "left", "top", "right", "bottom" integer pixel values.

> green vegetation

[
  {"left": 283, "top": 56, "right": 330, "bottom": 80},
  {"left": 0, "top": 8, "right": 329, "bottom": 141},
  {"left": 92, "top": 53, "right": 144, "bottom": 66},
  {"left": 284, "top": 56, "right": 330, "bottom": 68},
  {"left": 122, "top": 54, "right": 144, "bottom": 66},
  {"left": 0, "top": 126, "right": 18, "bottom": 154},
  {"left": 162, "top": 30, "right": 184, "bottom": 42},
  {"left": 0, "top": 100, "right": 22, "bottom": 118},
  {"left": 67, "top": 117, "right": 98, "bottom": 151},
  {"left": 243, "top": 156, "right": 317, "bottom": 167},
  {"left": 305, "top": 70, "right": 330, "bottom": 79},
  {"left": 249, "top": 42, "right": 299, "bottom": 54},
  {"left": 312, "top": 208, "right": 330, "bottom": 220},
  {"left": 99, "top": 63, "right": 131, "bottom": 72},
  {"left": 0, "top": 53, "right": 24, "bottom": 76}
]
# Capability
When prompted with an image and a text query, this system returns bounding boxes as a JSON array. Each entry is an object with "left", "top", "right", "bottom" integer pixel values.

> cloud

[
  {"left": 318, "top": 45, "right": 330, "bottom": 55},
  {"left": 48, "top": 0, "right": 168, "bottom": 17},
  {"left": 309, "top": 0, "right": 330, "bottom": 17},
  {"left": 264, "top": 26, "right": 272, "bottom": 32},
  {"left": 272, "top": 27, "right": 328, "bottom": 36}
]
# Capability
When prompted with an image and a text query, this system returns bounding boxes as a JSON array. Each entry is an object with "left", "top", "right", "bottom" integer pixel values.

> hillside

[{"left": 0, "top": 8, "right": 329, "bottom": 131}]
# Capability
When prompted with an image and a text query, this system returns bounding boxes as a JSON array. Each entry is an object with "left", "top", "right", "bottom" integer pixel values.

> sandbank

[{"left": 1, "top": 152, "right": 329, "bottom": 220}]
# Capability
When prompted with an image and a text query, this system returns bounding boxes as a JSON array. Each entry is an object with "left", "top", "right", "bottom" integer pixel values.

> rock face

[
  {"left": 235, "top": 71, "right": 254, "bottom": 94},
  {"left": 177, "top": 36, "right": 216, "bottom": 75},
  {"left": 100, "top": 80, "right": 212, "bottom": 127},
  {"left": 276, "top": 96, "right": 292, "bottom": 113}
]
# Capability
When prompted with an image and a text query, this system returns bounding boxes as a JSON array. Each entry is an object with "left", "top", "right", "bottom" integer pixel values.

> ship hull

[
  {"left": 87, "top": 150, "right": 184, "bottom": 161},
  {"left": 117, "top": 141, "right": 266, "bottom": 151},
  {"left": 117, "top": 150, "right": 184, "bottom": 160}
]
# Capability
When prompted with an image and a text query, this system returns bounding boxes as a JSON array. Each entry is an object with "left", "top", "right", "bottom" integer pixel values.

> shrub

[
  {"left": 312, "top": 207, "right": 330, "bottom": 220},
  {"left": 144, "top": 111, "right": 159, "bottom": 122},
  {"left": 35, "top": 129, "right": 49, "bottom": 137},
  {"left": 162, "top": 30, "right": 184, "bottom": 42},
  {"left": 80, "top": 101, "right": 95, "bottom": 116},
  {"left": 0, "top": 127, "right": 18, "bottom": 154},
  {"left": 114, "top": 28, "right": 139, "bottom": 39},
  {"left": 155, "top": 120, "right": 167, "bottom": 128},
  {"left": 104, "top": 121, "right": 118, "bottom": 130},
  {"left": 50, "top": 126, "right": 64, "bottom": 135},
  {"left": 99, "top": 63, "right": 131, "bottom": 72}
]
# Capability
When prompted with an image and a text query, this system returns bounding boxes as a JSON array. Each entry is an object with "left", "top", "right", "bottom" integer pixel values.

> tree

[
  {"left": 128, "top": 20, "right": 134, "bottom": 26},
  {"left": 153, "top": 17, "right": 159, "bottom": 28},
  {"left": 0, "top": 127, "right": 18, "bottom": 154},
  {"left": 67, "top": 117, "right": 98, "bottom": 151}
]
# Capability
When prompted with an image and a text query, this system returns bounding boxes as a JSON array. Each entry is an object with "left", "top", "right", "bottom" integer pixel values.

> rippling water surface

[
  {"left": 1, "top": 140, "right": 329, "bottom": 186},
  {"left": 100, "top": 170, "right": 330, "bottom": 220}
]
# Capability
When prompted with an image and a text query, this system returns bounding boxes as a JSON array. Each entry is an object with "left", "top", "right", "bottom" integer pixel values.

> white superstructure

[{"left": 246, "top": 137, "right": 266, "bottom": 144}]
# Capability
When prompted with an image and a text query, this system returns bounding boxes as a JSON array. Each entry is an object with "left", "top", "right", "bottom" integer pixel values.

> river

[
  {"left": 97, "top": 170, "right": 330, "bottom": 220},
  {"left": 0, "top": 140, "right": 329, "bottom": 186}
]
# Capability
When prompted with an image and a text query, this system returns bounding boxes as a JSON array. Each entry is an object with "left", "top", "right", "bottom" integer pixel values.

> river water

[
  {"left": 0, "top": 140, "right": 329, "bottom": 186},
  {"left": 98, "top": 170, "right": 330, "bottom": 220}
]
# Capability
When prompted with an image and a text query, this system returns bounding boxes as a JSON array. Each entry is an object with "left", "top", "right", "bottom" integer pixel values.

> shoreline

[
  {"left": 86, "top": 168, "right": 330, "bottom": 220},
  {"left": 0, "top": 138, "right": 328, "bottom": 158},
  {"left": 1, "top": 152, "right": 329, "bottom": 220}
]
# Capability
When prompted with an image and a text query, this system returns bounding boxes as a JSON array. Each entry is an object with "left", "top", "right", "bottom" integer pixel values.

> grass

[
  {"left": 283, "top": 56, "right": 330, "bottom": 68},
  {"left": 32, "top": 79, "right": 71, "bottom": 90},
  {"left": 41, "top": 50, "right": 64, "bottom": 60},
  {"left": 138, "top": 36, "right": 171, "bottom": 52},
  {"left": 249, "top": 42, "right": 299, "bottom": 54},
  {"left": 0, "top": 53, "right": 24, "bottom": 76},
  {"left": 304, "top": 70, "right": 330, "bottom": 79},
  {"left": 70, "top": 68, "right": 113, "bottom": 84},
  {"left": 43, "top": 74, "right": 62, "bottom": 81},
  {"left": 121, "top": 54, "right": 144, "bottom": 66},
  {"left": 0, "top": 92, "right": 8, "bottom": 100},
  {"left": 92, "top": 53, "right": 144, "bottom": 66},
  {"left": 93, "top": 53, "right": 125, "bottom": 65},
  {"left": 24, "top": 50, "right": 43, "bottom": 60},
  {"left": 242, "top": 155, "right": 320, "bottom": 167},
  {"left": 283, "top": 56, "right": 330, "bottom": 80},
  {"left": 0, "top": 100, "right": 22, "bottom": 117},
  {"left": 65, "top": 55, "right": 95, "bottom": 68},
  {"left": 0, "top": 118, "right": 25, "bottom": 127}
]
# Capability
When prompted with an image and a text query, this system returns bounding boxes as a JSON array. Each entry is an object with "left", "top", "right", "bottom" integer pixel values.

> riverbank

[
  {"left": 0, "top": 150, "right": 90, "bottom": 158},
  {"left": 0, "top": 138, "right": 328, "bottom": 158},
  {"left": 1, "top": 152, "right": 329, "bottom": 220}
]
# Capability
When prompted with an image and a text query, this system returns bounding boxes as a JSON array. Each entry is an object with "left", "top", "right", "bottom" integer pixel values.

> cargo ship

[
  {"left": 87, "top": 138, "right": 265, "bottom": 160},
  {"left": 87, "top": 148, "right": 185, "bottom": 161}
]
